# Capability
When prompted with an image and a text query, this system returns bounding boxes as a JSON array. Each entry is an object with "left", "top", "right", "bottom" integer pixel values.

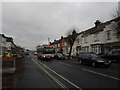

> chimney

[
  {"left": 61, "top": 36, "right": 63, "bottom": 39},
  {"left": 54, "top": 39, "right": 56, "bottom": 42},
  {"left": 94, "top": 20, "right": 101, "bottom": 28}
]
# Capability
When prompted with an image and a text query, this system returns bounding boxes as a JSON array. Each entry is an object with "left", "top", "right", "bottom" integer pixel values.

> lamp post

[{"left": 48, "top": 38, "right": 50, "bottom": 45}]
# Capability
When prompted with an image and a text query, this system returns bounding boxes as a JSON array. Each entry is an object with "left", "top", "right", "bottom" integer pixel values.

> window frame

[
  {"left": 106, "top": 30, "right": 111, "bottom": 40},
  {"left": 94, "top": 33, "right": 99, "bottom": 42}
]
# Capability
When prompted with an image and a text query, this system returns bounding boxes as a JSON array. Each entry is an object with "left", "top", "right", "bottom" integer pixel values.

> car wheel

[
  {"left": 116, "top": 60, "right": 119, "bottom": 63},
  {"left": 104, "top": 65, "right": 108, "bottom": 68},
  {"left": 92, "top": 62, "right": 96, "bottom": 67}
]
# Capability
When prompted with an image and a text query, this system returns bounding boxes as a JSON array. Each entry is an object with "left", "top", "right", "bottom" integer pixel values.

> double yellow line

[{"left": 32, "top": 59, "right": 69, "bottom": 90}]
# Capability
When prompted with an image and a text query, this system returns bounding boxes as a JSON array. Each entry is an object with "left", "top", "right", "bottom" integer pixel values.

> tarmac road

[{"left": 15, "top": 53, "right": 120, "bottom": 90}]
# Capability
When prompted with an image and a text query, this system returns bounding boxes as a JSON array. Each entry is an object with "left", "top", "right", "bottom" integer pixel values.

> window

[
  {"left": 77, "top": 39, "right": 79, "bottom": 44},
  {"left": 91, "top": 45, "right": 101, "bottom": 54},
  {"left": 55, "top": 44, "right": 57, "bottom": 48},
  {"left": 81, "top": 47, "right": 89, "bottom": 52},
  {"left": 106, "top": 30, "right": 111, "bottom": 40},
  {"left": 94, "top": 33, "right": 99, "bottom": 42},
  {"left": 116, "top": 30, "right": 120, "bottom": 38},
  {"left": 84, "top": 36, "right": 87, "bottom": 43},
  {"left": 80, "top": 38, "right": 82, "bottom": 44},
  {"left": 58, "top": 44, "right": 60, "bottom": 47},
  {"left": 77, "top": 38, "right": 82, "bottom": 45},
  {"left": 64, "top": 42, "right": 67, "bottom": 46}
]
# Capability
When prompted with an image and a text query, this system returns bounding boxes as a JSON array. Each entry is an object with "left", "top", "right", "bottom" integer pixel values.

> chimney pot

[{"left": 94, "top": 20, "right": 101, "bottom": 27}]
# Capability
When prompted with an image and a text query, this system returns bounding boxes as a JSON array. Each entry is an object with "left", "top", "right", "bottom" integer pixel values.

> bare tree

[
  {"left": 112, "top": 7, "right": 120, "bottom": 18},
  {"left": 67, "top": 30, "right": 77, "bottom": 60},
  {"left": 112, "top": 3, "right": 120, "bottom": 39},
  {"left": 112, "top": 2, "right": 120, "bottom": 18},
  {"left": 115, "top": 18, "right": 120, "bottom": 38}
]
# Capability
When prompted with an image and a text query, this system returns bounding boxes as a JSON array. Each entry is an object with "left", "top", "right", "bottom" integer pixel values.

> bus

[{"left": 37, "top": 45, "right": 55, "bottom": 60}]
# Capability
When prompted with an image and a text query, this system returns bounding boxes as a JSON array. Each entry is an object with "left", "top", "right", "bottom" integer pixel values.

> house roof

[
  {"left": 81, "top": 17, "right": 120, "bottom": 36},
  {"left": 0, "top": 34, "right": 17, "bottom": 48},
  {"left": 51, "top": 17, "right": 120, "bottom": 44},
  {"left": 1, "top": 34, "right": 13, "bottom": 41}
]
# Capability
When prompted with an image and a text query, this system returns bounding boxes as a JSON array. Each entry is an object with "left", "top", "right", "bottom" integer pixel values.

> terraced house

[
  {"left": 50, "top": 17, "right": 120, "bottom": 56},
  {"left": 51, "top": 36, "right": 70, "bottom": 54},
  {"left": 0, "top": 34, "right": 17, "bottom": 53},
  {"left": 72, "top": 17, "right": 120, "bottom": 56}
]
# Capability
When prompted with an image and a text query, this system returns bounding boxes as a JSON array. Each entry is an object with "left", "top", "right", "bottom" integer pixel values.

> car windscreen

[
  {"left": 57, "top": 54, "right": 63, "bottom": 57},
  {"left": 43, "top": 48, "right": 55, "bottom": 54},
  {"left": 112, "top": 51, "right": 120, "bottom": 54},
  {"left": 90, "top": 53, "right": 98, "bottom": 58}
]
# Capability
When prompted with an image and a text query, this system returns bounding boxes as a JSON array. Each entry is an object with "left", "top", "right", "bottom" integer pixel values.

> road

[{"left": 15, "top": 53, "right": 120, "bottom": 89}]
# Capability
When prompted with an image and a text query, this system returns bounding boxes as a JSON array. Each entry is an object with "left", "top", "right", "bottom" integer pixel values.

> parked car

[
  {"left": 101, "top": 49, "right": 120, "bottom": 63},
  {"left": 77, "top": 52, "right": 111, "bottom": 68},
  {"left": 13, "top": 54, "right": 21, "bottom": 57},
  {"left": 25, "top": 52, "right": 29, "bottom": 55},
  {"left": 63, "top": 53, "right": 69, "bottom": 60},
  {"left": 54, "top": 53, "right": 65, "bottom": 60},
  {"left": 34, "top": 52, "right": 37, "bottom": 55}
]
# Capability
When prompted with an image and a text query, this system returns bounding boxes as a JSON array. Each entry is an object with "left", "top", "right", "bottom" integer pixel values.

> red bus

[{"left": 37, "top": 45, "right": 55, "bottom": 60}]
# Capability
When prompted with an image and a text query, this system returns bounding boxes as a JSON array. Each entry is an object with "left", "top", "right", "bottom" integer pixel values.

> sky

[{"left": 1, "top": 1, "right": 119, "bottom": 50}]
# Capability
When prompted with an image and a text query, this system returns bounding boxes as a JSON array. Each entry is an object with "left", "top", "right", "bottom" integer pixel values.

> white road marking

[
  {"left": 37, "top": 60, "right": 81, "bottom": 89},
  {"left": 32, "top": 59, "right": 68, "bottom": 89},
  {"left": 58, "top": 62, "right": 72, "bottom": 67},
  {"left": 82, "top": 69, "right": 120, "bottom": 80},
  {"left": 63, "top": 60, "right": 120, "bottom": 81}
]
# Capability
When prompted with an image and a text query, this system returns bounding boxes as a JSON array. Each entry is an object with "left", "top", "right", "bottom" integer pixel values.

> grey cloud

[{"left": 2, "top": 2, "right": 118, "bottom": 50}]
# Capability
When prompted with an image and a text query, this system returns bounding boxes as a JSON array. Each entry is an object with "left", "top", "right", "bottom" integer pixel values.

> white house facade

[{"left": 72, "top": 17, "right": 120, "bottom": 55}]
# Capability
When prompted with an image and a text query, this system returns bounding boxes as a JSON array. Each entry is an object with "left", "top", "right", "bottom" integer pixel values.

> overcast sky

[{"left": 2, "top": 2, "right": 119, "bottom": 50}]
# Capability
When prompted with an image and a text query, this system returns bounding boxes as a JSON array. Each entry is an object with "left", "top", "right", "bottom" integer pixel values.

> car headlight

[{"left": 97, "top": 60, "right": 104, "bottom": 62}]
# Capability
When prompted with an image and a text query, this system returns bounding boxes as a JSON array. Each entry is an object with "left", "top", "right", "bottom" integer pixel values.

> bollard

[{"left": 15, "top": 57, "right": 22, "bottom": 72}]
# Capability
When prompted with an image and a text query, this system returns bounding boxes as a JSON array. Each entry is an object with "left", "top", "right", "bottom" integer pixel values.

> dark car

[
  {"left": 34, "top": 52, "right": 37, "bottom": 55},
  {"left": 25, "top": 52, "right": 29, "bottom": 55},
  {"left": 12, "top": 54, "right": 21, "bottom": 57},
  {"left": 54, "top": 53, "right": 65, "bottom": 60},
  {"left": 78, "top": 52, "right": 111, "bottom": 68},
  {"left": 101, "top": 49, "right": 120, "bottom": 63},
  {"left": 63, "top": 53, "right": 69, "bottom": 60}
]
